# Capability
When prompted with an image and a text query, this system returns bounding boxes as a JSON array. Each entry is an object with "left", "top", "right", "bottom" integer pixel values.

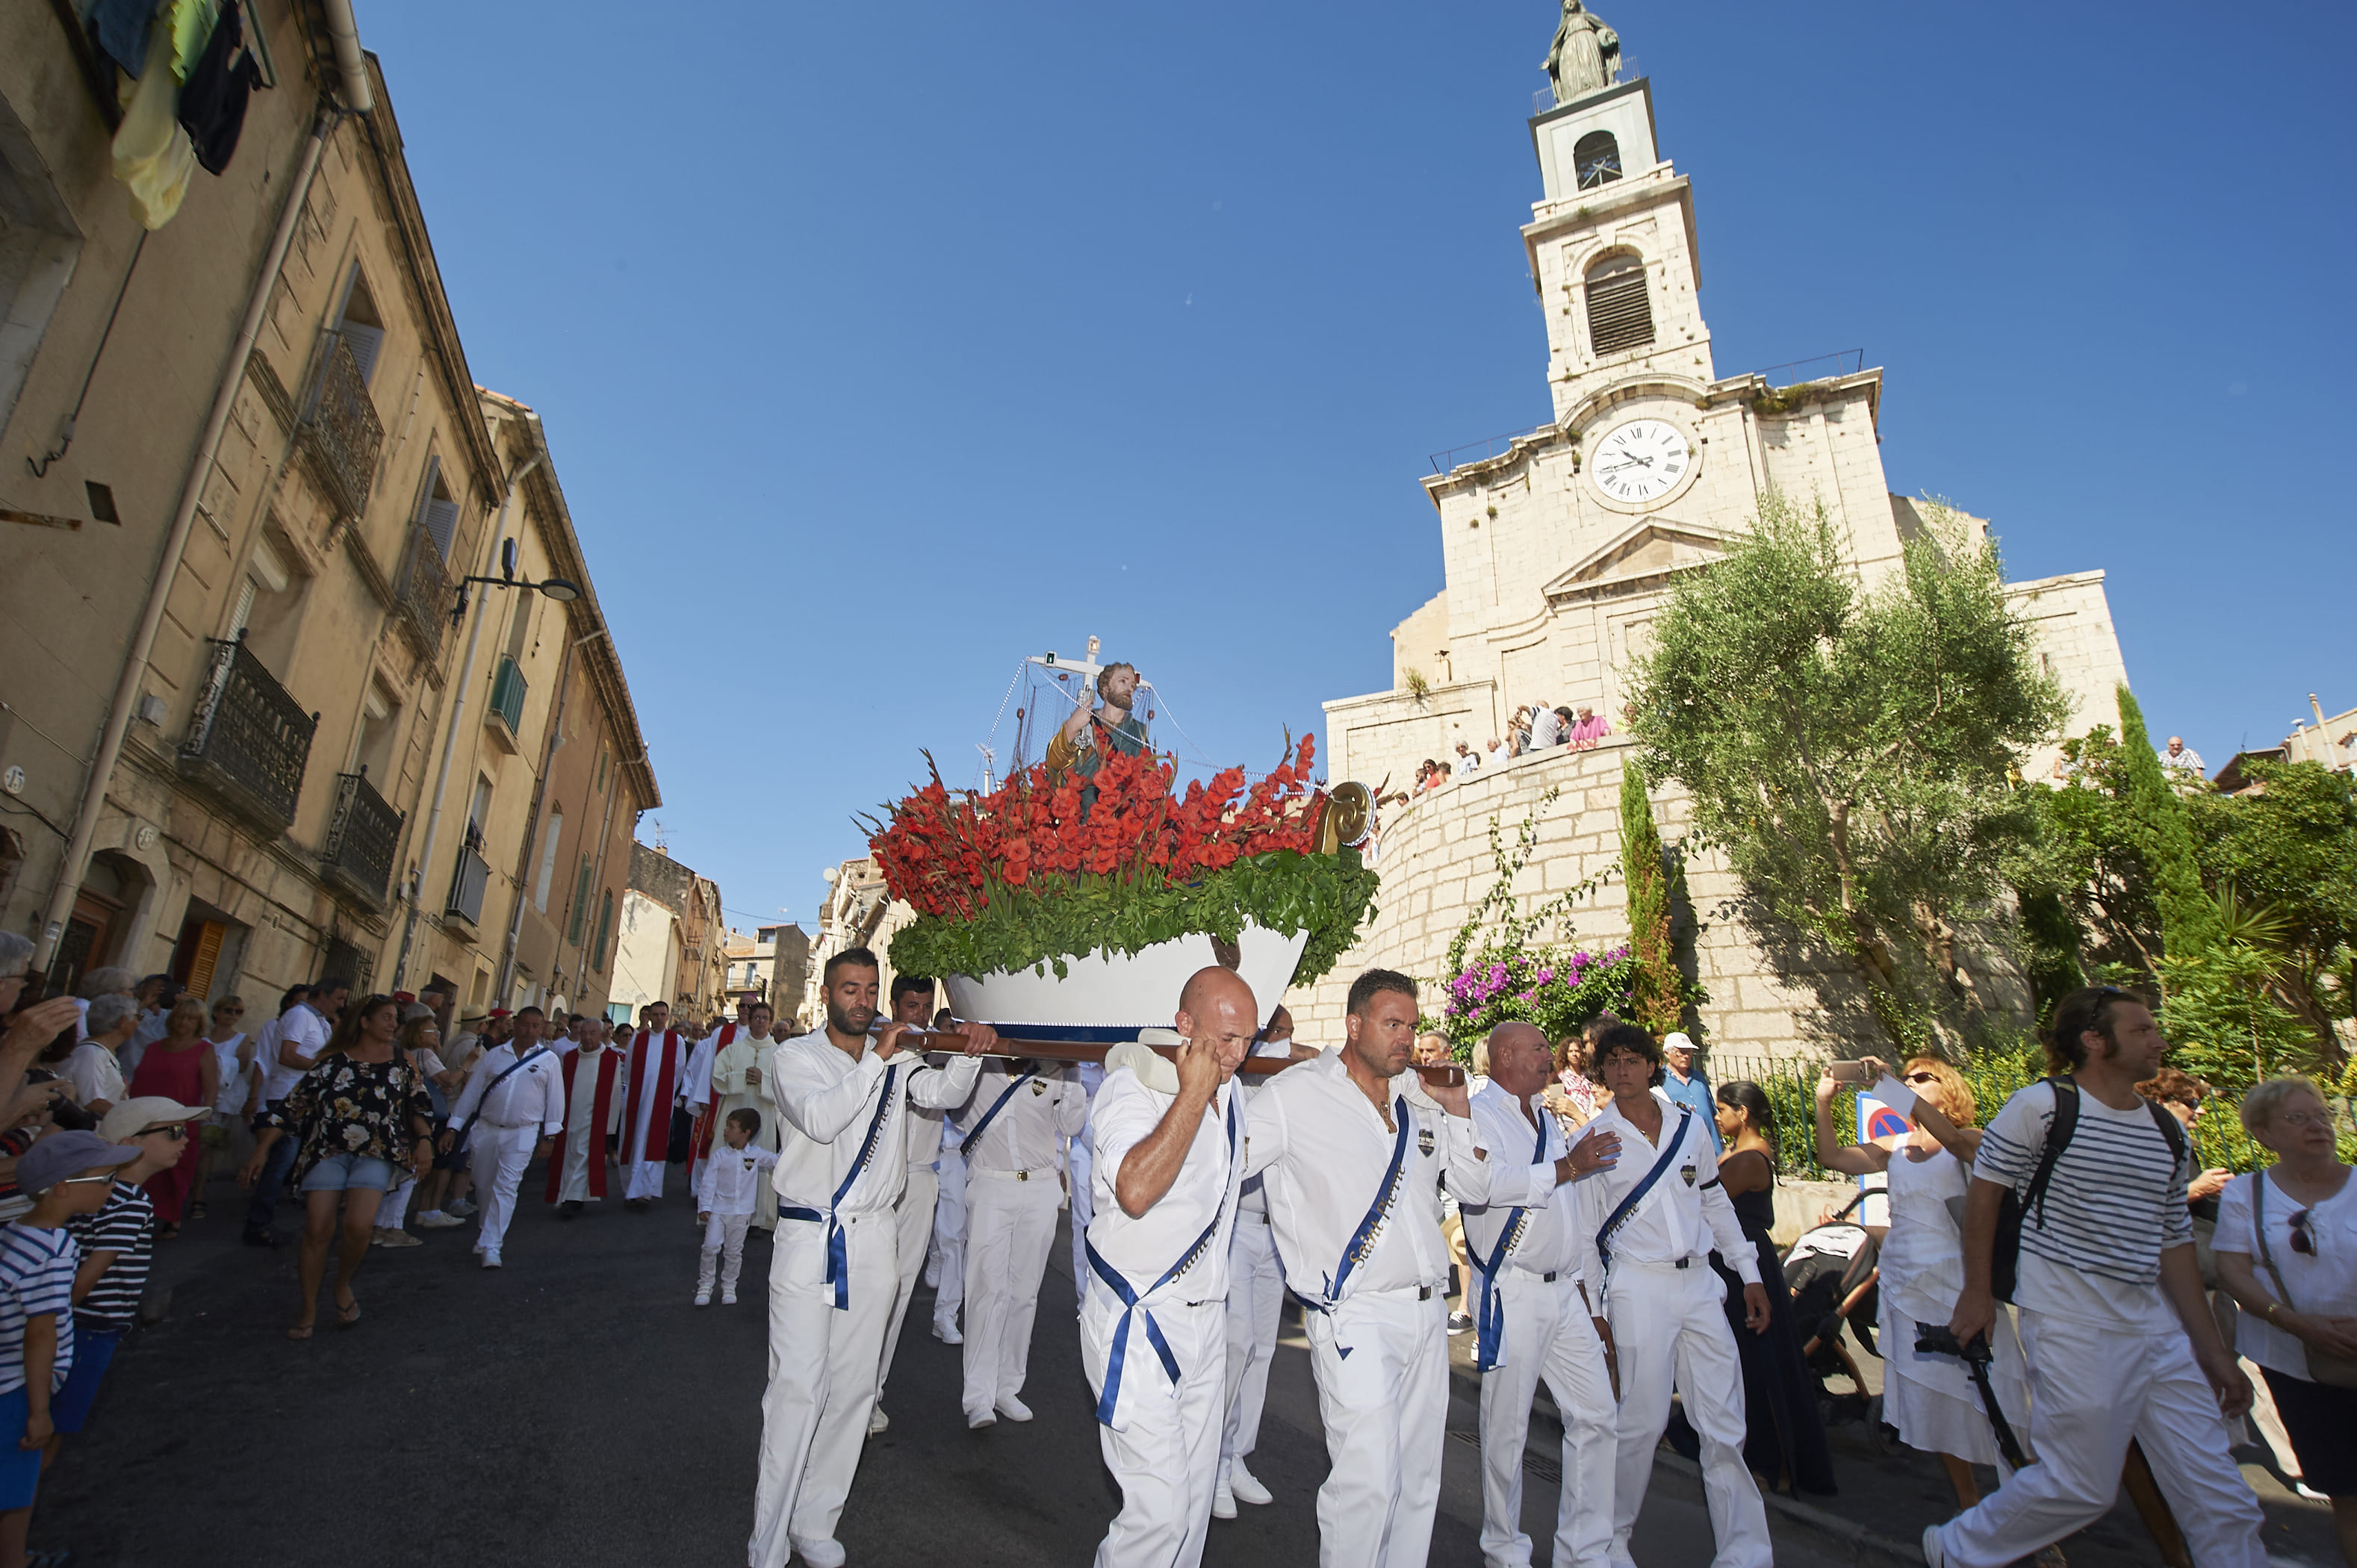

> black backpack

[{"left": 1990, "top": 1075, "right": 2189, "bottom": 1303}]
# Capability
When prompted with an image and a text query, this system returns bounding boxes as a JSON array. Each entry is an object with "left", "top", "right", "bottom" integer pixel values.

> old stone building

[
  {"left": 0, "top": 4, "right": 655, "bottom": 1020},
  {"left": 1302, "top": 63, "right": 2127, "bottom": 1056},
  {"left": 610, "top": 841, "right": 725, "bottom": 1023}
]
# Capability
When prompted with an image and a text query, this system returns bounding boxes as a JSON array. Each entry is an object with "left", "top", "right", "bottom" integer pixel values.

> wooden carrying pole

[{"left": 899, "top": 1030, "right": 1465, "bottom": 1086}]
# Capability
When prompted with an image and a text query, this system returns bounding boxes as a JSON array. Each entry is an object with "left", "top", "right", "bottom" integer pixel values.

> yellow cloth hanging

[
  {"left": 111, "top": 9, "right": 197, "bottom": 228},
  {"left": 169, "top": 0, "right": 223, "bottom": 82}
]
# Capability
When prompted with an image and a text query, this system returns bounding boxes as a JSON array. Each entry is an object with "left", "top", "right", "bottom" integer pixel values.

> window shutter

[
  {"left": 594, "top": 891, "right": 614, "bottom": 971},
  {"left": 425, "top": 496, "right": 459, "bottom": 560},
  {"left": 568, "top": 856, "right": 593, "bottom": 944},
  {"left": 1586, "top": 258, "right": 1654, "bottom": 354},
  {"left": 533, "top": 810, "right": 563, "bottom": 910},
  {"left": 341, "top": 323, "right": 385, "bottom": 385}
]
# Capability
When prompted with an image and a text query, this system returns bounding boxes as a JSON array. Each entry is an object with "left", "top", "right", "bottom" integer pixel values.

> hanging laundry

[
  {"left": 86, "top": 0, "right": 165, "bottom": 78},
  {"left": 111, "top": 9, "right": 196, "bottom": 228},
  {"left": 178, "top": 0, "right": 264, "bottom": 175},
  {"left": 167, "top": 0, "right": 223, "bottom": 83}
]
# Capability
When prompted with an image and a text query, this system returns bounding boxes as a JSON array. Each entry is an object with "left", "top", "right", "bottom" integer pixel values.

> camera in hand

[{"left": 1913, "top": 1323, "right": 1993, "bottom": 1366}]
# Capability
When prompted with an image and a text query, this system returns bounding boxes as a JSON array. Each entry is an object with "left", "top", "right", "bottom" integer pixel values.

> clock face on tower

[{"left": 1589, "top": 418, "right": 1692, "bottom": 506}]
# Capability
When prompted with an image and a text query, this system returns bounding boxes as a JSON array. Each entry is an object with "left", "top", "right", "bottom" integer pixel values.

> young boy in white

[
  {"left": 696, "top": 1107, "right": 778, "bottom": 1307},
  {"left": 1928, "top": 988, "right": 2266, "bottom": 1568}
]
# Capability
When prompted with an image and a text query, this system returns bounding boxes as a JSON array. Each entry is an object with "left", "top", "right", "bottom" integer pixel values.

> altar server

[
  {"left": 751, "top": 948, "right": 991, "bottom": 1568},
  {"left": 1240, "top": 969, "right": 1489, "bottom": 1568},
  {"left": 546, "top": 1017, "right": 625, "bottom": 1216},
  {"left": 1216, "top": 1005, "right": 1316, "bottom": 1518},
  {"left": 618, "top": 1001, "right": 687, "bottom": 1208},
  {"left": 1573, "top": 1021, "right": 1772, "bottom": 1568},
  {"left": 691, "top": 1002, "right": 780, "bottom": 1230},
  {"left": 1464, "top": 1021, "right": 1623, "bottom": 1568},
  {"left": 875, "top": 974, "right": 948, "bottom": 1434},
  {"left": 1080, "top": 968, "right": 1254, "bottom": 1568},
  {"left": 959, "top": 1048, "right": 1087, "bottom": 1427},
  {"left": 440, "top": 1006, "right": 563, "bottom": 1269}
]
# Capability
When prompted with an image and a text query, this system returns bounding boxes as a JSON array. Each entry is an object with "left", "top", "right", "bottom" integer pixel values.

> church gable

[{"left": 1541, "top": 517, "right": 1735, "bottom": 603}]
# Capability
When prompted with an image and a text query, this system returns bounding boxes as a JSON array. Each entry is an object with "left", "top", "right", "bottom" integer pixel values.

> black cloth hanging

[{"left": 177, "top": 1, "right": 267, "bottom": 175}]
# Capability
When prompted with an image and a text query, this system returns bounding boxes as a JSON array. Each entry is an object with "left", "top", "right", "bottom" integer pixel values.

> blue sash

[
  {"left": 1594, "top": 1107, "right": 1692, "bottom": 1281},
  {"left": 450, "top": 1046, "right": 547, "bottom": 1142},
  {"left": 1473, "top": 1110, "right": 1553, "bottom": 1373},
  {"left": 959, "top": 1070, "right": 1037, "bottom": 1156},
  {"left": 1301, "top": 1095, "right": 1413, "bottom": 1315},
  {"left": 779, "top": 1061, "right": 899, "bottom": 1310},
  {"left": 1084, "top": 1090, "right": 1239, "bottom": 1427}
]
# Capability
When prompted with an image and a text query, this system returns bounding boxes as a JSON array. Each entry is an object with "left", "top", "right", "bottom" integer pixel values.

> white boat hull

[{"left": 942, "top": 925, "right": 1310, "bottom": 1039}]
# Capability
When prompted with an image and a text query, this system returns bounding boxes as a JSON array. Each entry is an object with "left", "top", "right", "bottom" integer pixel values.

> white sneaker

[
  {"left": 934, "top": 1320, "right": 963, "bottom": 1345},
  {"left": 789, "top": 1537, "right": 845, "bottom": 1568},
  {"left": 720, "top": 1290, "right": 737, "bottom": 1305},
  {"left": 447, "top": 1199, "right": 476, "bottom": 1217},
  {"left": 993, "top": 1395, "right": 1033, "bottom": 1422},
  {"left": 1920, "top": 1523, "right": 1947, "bottom": 1567},
  {"left": 867, "top": 1405, "right": 889, "bottom": 1436},
  {"left": 695, "top": 1289, "right": 712, "bottom": 1307},
  {"left": 1229, "top": 1460, "right": 1272, "bottom": 1505},
  {"left": 480, "top": 1252, "right": 502, "bottom": 1269},
  {"left": 415, "top": 1210, "right": 464, "bottom": 1229},
  {"left": 966, "top": 1409, "right": 995, "bottom": 1430},
  {"left": 1212, "top": 1477, "right": 1237, "bottom": 1519}
]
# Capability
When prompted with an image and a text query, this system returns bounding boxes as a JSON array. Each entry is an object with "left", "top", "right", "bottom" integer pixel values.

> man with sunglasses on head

[{"left": 1925, "top": 987, "right": 2266, "bottom": 1568}]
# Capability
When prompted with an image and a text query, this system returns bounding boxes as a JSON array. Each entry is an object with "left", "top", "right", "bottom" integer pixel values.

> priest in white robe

[
  {"left": 690, "top": 1001, "right": 780, "bottom": 1231},
  {"left": 547, "top": 1017, "right": 627, "bottom": 1215},
  {"left": 619, "top": 999, "right": 688, "bottom": 1207}
]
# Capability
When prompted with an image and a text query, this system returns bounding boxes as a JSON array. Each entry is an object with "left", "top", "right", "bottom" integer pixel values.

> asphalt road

[{"left": 46, "top": 1163, "right": 1851, "bottom": 1567}]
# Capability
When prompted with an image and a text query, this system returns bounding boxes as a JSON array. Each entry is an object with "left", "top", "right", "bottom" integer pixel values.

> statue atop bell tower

[{"left": 1544, "top": 1, "right": 1621, "bottom": 105}]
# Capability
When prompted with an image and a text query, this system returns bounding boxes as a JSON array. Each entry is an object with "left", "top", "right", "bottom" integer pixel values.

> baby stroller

[{"left": 1781, "top": 1192, "right": 1881, "bottom": 1416}]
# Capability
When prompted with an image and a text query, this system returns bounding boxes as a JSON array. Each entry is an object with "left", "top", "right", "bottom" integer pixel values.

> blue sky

[{"left": 355, "top": 1, "right": 2356, "bottom": 937}]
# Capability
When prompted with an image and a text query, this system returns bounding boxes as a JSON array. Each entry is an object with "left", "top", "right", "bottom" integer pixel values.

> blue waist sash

[
  {"left": 1595, "top": 1107, "right": 1692, "bottom": 1284},
  {"left": 777, "top": 1061, "right": 899, "bottom": 1310},
  {"left": 1474, "top": 1111, "right": 1553, "bottom": 1373},
  {"left": 1299, "top": 1095, "right": 1412, "bottom": 1316}
]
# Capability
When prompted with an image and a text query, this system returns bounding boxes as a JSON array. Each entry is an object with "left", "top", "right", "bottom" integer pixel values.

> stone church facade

[{"left": 1297, "top": 75, "right": 2127, "bottom": 1058}]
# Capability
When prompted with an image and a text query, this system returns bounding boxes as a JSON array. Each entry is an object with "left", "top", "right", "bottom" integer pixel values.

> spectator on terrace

[
  {"left": 1568, "top": 706, "right": 1609, "bottom": 747},
  {"left": 1552, "top": 706, "right": 1577, "bottom": 744},
  {"left": 2161, "top": 736, "right": 2206, "bottom": 780},
  {"left": 1456, "top": 739, "right": 1481, "bottom": 774},
  {"left": 1529, "top": 701, "right": 1562, "bottom": 750}
]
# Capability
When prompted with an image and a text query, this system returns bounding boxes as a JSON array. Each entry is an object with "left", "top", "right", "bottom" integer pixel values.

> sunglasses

[
  {"left": 137, "top": 1125, "right": 187, "bottom": 1142},
  {"left": 1903, "top": 1071, "right": 1940, "bottom": 1085},
  {"left": 215, "top": 1007, "right": 245, "bottom": 1017},
  {"left": 2289, "top": 1209, "right": 2317, "bottom": 1258}
]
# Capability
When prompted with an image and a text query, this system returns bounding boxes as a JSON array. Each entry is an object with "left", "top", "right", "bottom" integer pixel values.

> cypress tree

[
  {"left": 1620, "top": 760, "right": 1685, "bottom": 1036},
  {"left": 2115, "top": 685, "right": 2220, "bottom": 964}
]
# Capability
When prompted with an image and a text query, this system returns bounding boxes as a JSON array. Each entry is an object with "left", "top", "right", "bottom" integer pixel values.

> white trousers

[
  {"left": 1478, "top": 1268, "right": 1616, "bottom": 1568},
  {"left": 878, "top": 1164, "right": 937, "bottom": 1398},
  {"left": 1080, "top": 1291, "right": 1226, "bottom": 1568},
  {"left": 380, "top": 1175, "right": 417, "bottom": 1228},
  {"left": 1068, "top": 1136, "right": 1094, "bottom": 1307},
  {"left": 700, "top": 1212, "right": 752, "bottom": 1295},
  {"left": 962, "top": 1169, "right": 1061, "bottom": 1417},
  {"left": 751, "top": 1209, "right": 893, "bottom": 1568},
  {"left": 1933, "top": 1310, "right": 2266, "bottom": 1568},
  {"left": 1220, "top": 1210, "right": 1284, "bottom": 1468},
  {"left": 468, "top": 1124, "right": 537, "bottom": 1257},
  {"left": 1302, "top": 1286, "right": 1449, "bottom": 1568},
  {"left": 624, "top": 1157, "right": 665, "bottom": 1201},
  {"left": 1606, "top": 1260, "right": 1771, "bottom": 1568},
  {"left": 928, "top": 1146, "right": 966, "bottom": 1316}
]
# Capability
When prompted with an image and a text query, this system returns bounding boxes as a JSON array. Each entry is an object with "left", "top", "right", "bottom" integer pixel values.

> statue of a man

[
  {"left": 1544, "top": 1, "right": 1621, "bottom": 105},
  {"left": 1046, "top": 662, "right": 1149, "bottom": 805}
]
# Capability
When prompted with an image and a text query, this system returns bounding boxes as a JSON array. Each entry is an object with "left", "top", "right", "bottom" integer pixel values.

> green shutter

[
  {"left": 568, "top": 856, "right": 592, "bottom": 944},
  {"left": 593, "top": 890, "right": 614, "bottom": 971}
]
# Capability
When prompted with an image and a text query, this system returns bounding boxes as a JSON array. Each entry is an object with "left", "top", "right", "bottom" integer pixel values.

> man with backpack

[{"left": 1926, "top": 986, "right": 2266, "bottom": 1568}]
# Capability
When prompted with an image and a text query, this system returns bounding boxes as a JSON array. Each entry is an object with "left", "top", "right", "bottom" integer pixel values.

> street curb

[{"left": 1650, "top": 1452, "right": 1922, "bottom": 1568}]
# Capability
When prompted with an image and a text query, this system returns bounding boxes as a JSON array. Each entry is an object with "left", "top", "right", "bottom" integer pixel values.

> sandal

[
  {"left": 157, "top": 1222, "right": 180, "bottom": 1241},
  {"left": 334, "top": 1295, "right": 361, "bottom": 1330},
  {"left": 187, "top": 1201, "right": 208, "bottom": 1219},
  {"left": 285, "top": 1322, "right": 315, "bottom": 1341}
]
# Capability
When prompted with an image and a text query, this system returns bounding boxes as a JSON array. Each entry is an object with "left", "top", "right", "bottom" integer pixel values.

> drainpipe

[
  {"left": 320, "top": 0, "right": 375, "bottom": 113},
  {"left": 34, "top": 108, "right": 344, "bottom": 971},
  {"left": 495, "top": 624, "right": 606, "bottom": 1001},
  {"left": 388, "top": 451, "right": 541, "bottom": 988}
]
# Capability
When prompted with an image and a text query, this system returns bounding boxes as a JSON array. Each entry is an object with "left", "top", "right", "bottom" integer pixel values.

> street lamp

[{"left": 450, "top": 538, "right": 582, "bottom": 626}]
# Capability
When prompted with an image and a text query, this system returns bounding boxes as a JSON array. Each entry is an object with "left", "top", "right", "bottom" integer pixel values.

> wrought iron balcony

[
  {"left": 394, "top": 523, "right": 452, "bottom": 661},
  {"left": 301, "top": 334, "right": 384, "bottom": 520},
  {"left": 488, "top": 656, "right": 527, "bottom": 740},
  {"left": 321, "top": 771, "right": 402, "bottom": 908},
  {"left": 445, "top": 844, "right": 490, "bottom": 927},
  {"left": 178, "top": 635, "right": 316, "bottom": 833}
]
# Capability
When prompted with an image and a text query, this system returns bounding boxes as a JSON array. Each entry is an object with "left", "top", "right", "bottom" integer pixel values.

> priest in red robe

[
  {"left": 547, "top": 1015, "right": 625, "bottom": 1216},
  {"left": 620, "top": 1000, "right": 686, "bottom": 1208}
]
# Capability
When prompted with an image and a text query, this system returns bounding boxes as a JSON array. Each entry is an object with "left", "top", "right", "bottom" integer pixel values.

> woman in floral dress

[{"left": 239, "top": 995, "right": 432, "bottom": 1339}]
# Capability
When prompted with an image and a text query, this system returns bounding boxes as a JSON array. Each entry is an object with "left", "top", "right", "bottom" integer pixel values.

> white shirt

[
  {"left": 1462, "top": 1081, "right": 1586, "bottom": 1281},
  {"left": 1234, "top": 1036, "right": 1299, "bottom": 1214},
  {"left": 261, "top": 1003, "right": 331, "bottom": 1102},
  {"left": 698, "top": 1143, "right": 781, "bottom": 1217},
  {"left": 769, "top": 1033, "right": 981, "bottom": 1216},
  {"left": 1087, "top": 1068, "right": 1242, "bottom": 1306},
  {"left": 2216, "top": 1169, "right": 2357, "bottom": 1380},
  {"left": 1529, "top": 707, "right": 1563, "bottom": 748},
  {"left": 1571, "top": 1088, "right": 1758, "bottom": 1289},
  {"left": 960, "top": 1060, "right": 1087, "bottom": 1174},
  {"left": 1243, "top": 1048, "right": 1489, "bottom": 1306},
  {"left": 206, "top": 1033, "right": 250, "bottom": 1116},
  {"left": 64, "top": 1041, "right": 125, "bottom": 1108},
  {"left": 1456, "top": 750, "right": 1480, "bottom": 772},
  {"left": 449, "top": 1042, "right": 565, "bottom": 1136}
]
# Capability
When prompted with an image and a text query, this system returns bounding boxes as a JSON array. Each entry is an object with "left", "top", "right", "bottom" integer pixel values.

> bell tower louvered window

[
  {"left": 1573, "top": 131, "right": 1621, "bottom": 190},
  {"left": 1585, "top": 254, "right": 1654, "bottom": 355}
]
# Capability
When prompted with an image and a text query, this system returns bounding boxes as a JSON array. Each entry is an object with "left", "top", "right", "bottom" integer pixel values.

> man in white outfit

[
  {"left": 440, "top": 1007, "right": 564, "bottom": 1270},
  {"left": 874, "top": 974, "right": 948, "bottom": 1435},
  {"left": 1066, "top": 1057, "right": 1108, "bottom": 1310},
  {"left": 1927, "top": 986, "right": 2266, "bottom": 1568},
  {"left": 1240, "top": 968, "right": 1488, "bottom": 1568},
  {"left": 1574, "top": 1021, "right": 1771, "bottom": 1568},
  {"left": 928, "top": 1107, "right": 969, "bottom": 1344},
  {"left": 959, "top": 1051, "right": 1087, "bottom": 1427},
  {"left": 750, "top": 947, "right": 992, "bottom": 1568},
  {"left": 1466, "top": 1021, "right": 1623, "bottom": 1567},
  {"left": 1080, "top": 968, "right": 1255, "bottom": 1568},
  {"left": 1214, "top": 1004, "right": 1316, "bottom": 1519}
]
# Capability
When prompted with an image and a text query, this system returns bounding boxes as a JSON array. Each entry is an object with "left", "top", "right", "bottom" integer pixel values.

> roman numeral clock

[{"left": 1587, "top": 417, "right": 1692, "bottom": 505}]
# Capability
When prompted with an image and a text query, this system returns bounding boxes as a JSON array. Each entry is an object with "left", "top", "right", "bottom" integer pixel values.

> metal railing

[
  {"left": 302, "top": 334, "right": 383, "bottom": 519},
  {"left": 445, "top": 844, "right": 490, "bottom": 926},
  {"left": 178, "top": 635, "right": 315, "bottom": 832},
  {"left": 321, "top": 770, "right": 402, "bottom": 906},
  {"left": 488, "top": 656, "right": 527, "bottom": 738},
  {"left": 1429, "top": 420, "right": 1557, "bottom": 476},
  {"left": 394, "top": 522, "right": 452, "bottom": 660},
  {"left": 1745, "top": 349, "right": 1865, "bottom": 388}
]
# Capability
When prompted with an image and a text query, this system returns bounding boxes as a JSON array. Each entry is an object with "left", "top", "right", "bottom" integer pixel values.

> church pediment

[{"left": 1541, "top": 517, "right": 1736, "bottom": 603}]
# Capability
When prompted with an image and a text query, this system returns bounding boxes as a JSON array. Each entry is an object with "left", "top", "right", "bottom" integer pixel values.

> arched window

[
  {"left": 1573, "top": 131, "right": 1621, "bottom": 190},
  {"left": 1584, "top": 253, "right": 1654, "bottom": 355}
]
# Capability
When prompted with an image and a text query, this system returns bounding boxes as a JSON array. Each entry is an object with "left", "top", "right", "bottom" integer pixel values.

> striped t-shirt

[
  {"left": 66, "top": 1182, "right": 155, "bottom": 1330},
  {"left": 1975, "top": 1080, "right": 2191, "bottom": 1332},
  {"left": 0, "top": 1222, "right": 79, "bottom": 1395}
]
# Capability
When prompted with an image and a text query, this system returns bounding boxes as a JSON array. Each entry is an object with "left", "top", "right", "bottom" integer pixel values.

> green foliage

[
  {"left": 1619, "top": 761, "right": 1686, "bottom": 1037},
  {"left": 2158, "top": 939, "right": 2317, "bottom": 1099},
  {"left": 887, "top": 847, "right": 1378, "bottom": 988},
  {"left": 1441, "top": 789, "right": 1615, "bottom": 980},
  {"left": 2188, "top": 757, "right": 2357, "bottom": 1042},
  {"left": 2115, "top": 687, "right": 2223, "bottom": 960},
  {"left": 1629, "top": 491, "right": 2069, "bottom": 1048}
]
